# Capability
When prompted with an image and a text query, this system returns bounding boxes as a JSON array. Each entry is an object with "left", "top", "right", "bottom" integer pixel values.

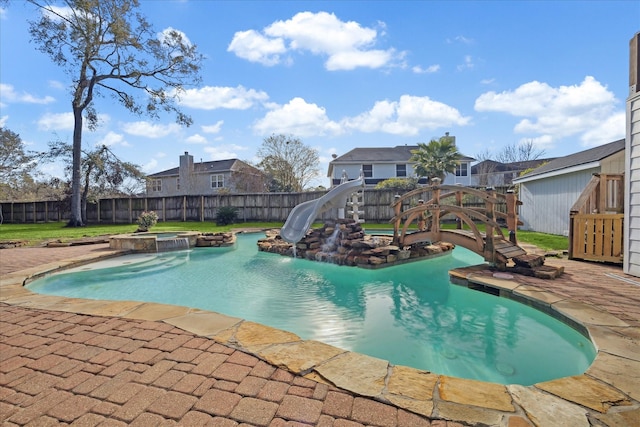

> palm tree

[{"left": 410, "top": 135, "right": 461, "bottom": 183}]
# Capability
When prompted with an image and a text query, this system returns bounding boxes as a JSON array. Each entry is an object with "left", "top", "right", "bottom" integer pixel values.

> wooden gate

[
  {"left": 570, "top": 213, "right": 623, "bottom": 263},
  {"left": 569, "top": 173, "right": 624, "bottom": 263}
]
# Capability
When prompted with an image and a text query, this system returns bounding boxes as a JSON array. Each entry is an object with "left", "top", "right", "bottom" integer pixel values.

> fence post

[
  {"left": 485, "top": 187, "right": 496, "bottom": 263},
  {"left": 455, "top": 189, "right": 463, "bottom": 229},
  {"left": 431, "top": 178, "right": 441, "bottom": 236},
  {"left": 506, "top": 190, "right": 517, "bottom": 244}
]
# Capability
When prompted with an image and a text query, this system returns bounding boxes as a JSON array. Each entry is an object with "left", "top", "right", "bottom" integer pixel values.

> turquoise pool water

[{"left": 27, "top": 233, "right": 596, "bottom": 385}]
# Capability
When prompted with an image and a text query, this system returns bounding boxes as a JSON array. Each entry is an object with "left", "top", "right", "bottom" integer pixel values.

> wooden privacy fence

[
  {"left": 569, "top": 173, "right": 624, "bottom": 263},
  {"left": 0, "top": 186, "right": 512, "bottom": 225}
]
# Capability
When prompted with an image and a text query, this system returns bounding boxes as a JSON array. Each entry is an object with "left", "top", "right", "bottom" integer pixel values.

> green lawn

[{"left": 0, "top": 220, "right": 568, "bottom": 251}]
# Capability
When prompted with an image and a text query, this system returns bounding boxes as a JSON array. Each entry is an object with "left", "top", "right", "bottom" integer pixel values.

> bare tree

[
  {"left": 229, "top": 162, "right": 267, "bottom": 193},
  {"left": 496, "top": 140, "right": 545, "bottom": 163},
  {"left": 27, "top": 0, "right": 203, "bottom": 226},
  {"left": 473, "top": 149, "right": 499, "bottom": 187},
  {"left": 257, "top": 134, "right": 320, "bottom": 192}
]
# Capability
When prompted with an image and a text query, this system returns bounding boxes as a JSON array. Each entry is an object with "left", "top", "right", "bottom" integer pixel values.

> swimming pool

[{"left": 27, "top": 232, "right": 596, "bottom": 385}]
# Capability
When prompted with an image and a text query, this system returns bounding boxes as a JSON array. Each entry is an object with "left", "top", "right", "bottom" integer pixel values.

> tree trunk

[
  {"left": 68, "top": 106, "right": 84, "bottom": 227},
  {"left": 81, "top": 165, "right": 92, "bottom": 224}
]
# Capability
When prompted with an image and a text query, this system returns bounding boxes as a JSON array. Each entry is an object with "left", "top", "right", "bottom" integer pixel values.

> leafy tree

[
  {"left": 257, "top": 134, "right": 320, "bottom": 192},
  {"left": 410, "top": 135, "right": 461, "bottom": 183},
  {"left": 27, "top": 0, "right": 203, "bottom": 226},
  {"left": 41, "top": 141, "right": 146, "bottom": 222},
  {"left": 0, "top": 127, "right": 36, "bottom": 189}
]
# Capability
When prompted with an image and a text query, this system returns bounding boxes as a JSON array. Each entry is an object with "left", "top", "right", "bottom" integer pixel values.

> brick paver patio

[{"left": 1, "top": 242, "right": 639, "bottom": 426}]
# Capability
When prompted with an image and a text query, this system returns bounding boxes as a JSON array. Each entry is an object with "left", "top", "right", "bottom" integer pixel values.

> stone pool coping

[{"left": 1, "top": 247, "right": 639, "bottom": 426}]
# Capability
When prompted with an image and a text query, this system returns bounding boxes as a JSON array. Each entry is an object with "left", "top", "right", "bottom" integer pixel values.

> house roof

[
  {"left": 332, "top": 145, "right": 475, "bottom": 163},
  {"left": 148, "top": 159, "right": 242, "bottom": 177},
  {"left": 513, "top": 139, "right": 625, "bottom": 183},
  {"left": 328, "top": 145, "right": 475, "bottom": 176}
]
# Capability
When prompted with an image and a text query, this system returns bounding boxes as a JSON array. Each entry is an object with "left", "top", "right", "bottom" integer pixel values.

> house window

[
  {"left": 176, "top": 178, "right": 180, "bottom": 190},
  {"left": 151, "top": 179, "right": 162, "bottom": 192},
  {"left": 396, "top": 164, "right": 407, "bottom": 177},
  {"left": 455, "top": 163, "right": 468, "bottom": 177},
  {"left": 362, "top": 164, "right": 373, "bottom": 178},
  {"left": 211, "top": 174, "right": 224, "bottom": 188}
]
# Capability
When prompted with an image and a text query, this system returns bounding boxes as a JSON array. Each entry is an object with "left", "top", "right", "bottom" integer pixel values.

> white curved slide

[{"left": 280, "top": 177, "right": 364, "bottom": 243}]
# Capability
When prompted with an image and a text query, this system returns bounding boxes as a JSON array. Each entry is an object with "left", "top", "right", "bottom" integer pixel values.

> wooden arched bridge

[{"left": 390, "top": 182, "right": 526, "bottom": 266}]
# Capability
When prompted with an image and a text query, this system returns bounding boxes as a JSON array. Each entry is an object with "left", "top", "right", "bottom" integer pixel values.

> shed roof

[{"left": 513, "top": 139, "right": 625, "bottom": 183}]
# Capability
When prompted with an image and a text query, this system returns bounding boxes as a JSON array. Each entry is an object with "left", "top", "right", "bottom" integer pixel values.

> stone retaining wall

[{"left": 257, "top": 219, "right": 454, "bottom": 269}]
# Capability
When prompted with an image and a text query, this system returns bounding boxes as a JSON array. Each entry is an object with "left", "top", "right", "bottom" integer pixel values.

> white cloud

[
  {"left": 343, "top": 95, "right": 471, "bottom": 136},
  {"left": 179, "top": 85, "right": 268, "bottom": 110},
  {"left": 0, "top": 115, "right": 7, "bottom": 127},
  {"left": 518, "top": 135, "right": 554, "bottom": 150},
  {"left": 580, "top": 111, "right": 625, "bottom": 147},
  {"left": 97, "top": 131, "right": 130, "bottom": 147},
  {"left": 37, "top": 112, "right": 74, "bottom": 131},
  {"left": 325, "top": 49, "right": 393, "bottom": 71},
  {"left": 201, "top": 121, "right": 224, "bottom": 134},
  {"left": 158, "top": 27, "right": 193, "bottom": 48},
  {"left": 41, "top": 5, "right": 73, "bottom": 21},
  {"left": 121, "top": 121, "right": 181, "bottom": 138},
  {"left": 412, "top": 64, "right": 440, "bottom": 74},
  {"left": 1, "top": 83, "right": 56, "bottom": 104},
  {"left": 447, "top": 35, "right": 474, "bottom": 44},
  {"left": 185, "top": 134, "right": 208, "bottom": 144},
  {"left": 228, "top": 11, "right": 402, "bottom": 71},
  {"left": 227, "top": 30, "right": 286, "bottom": 66},
  {"left": 203, "top": 143, "right": 248, "bottom": 160},
  {"left": 48, "top": 80, "right": 65, "bottom": 90},
  {"left": 253, "top": 97, "right": 342, "bottom": 137},
  {"left": 475, "top": 76, "right": 620, "bottom": 146},
  {"left": 142, "top": 158, "right": 158, "bottom": 173},
  {"left": 0, "top": 7, "right": 7, "bottom": 19}
]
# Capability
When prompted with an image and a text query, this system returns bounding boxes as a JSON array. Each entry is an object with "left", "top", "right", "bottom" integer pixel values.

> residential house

[
  {"left": 146, "top": 152, "right": 265, "bottom": 196},
  {"left": 513, "top": 139, "right": 625, "bottom": 236},
  {"left": 470, "top": 159, "right": 553, "bottom": 187},
  {"left": 327, "top": 135, "right": 475, "bottom": 187},
  {"left": 625, "top": 31, "right": 640, "bottom": 276}
]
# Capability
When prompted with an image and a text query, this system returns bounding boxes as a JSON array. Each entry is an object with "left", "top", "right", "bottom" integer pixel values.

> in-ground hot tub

[{"left": 109, "top": 231, "right": 200, "bottom": 252}]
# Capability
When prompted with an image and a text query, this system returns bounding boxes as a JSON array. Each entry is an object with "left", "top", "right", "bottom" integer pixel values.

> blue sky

[{"left": 1, "top": 1, "right": 638, "bottom": 187}]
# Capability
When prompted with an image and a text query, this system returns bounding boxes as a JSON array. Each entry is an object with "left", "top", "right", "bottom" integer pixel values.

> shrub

[
  {"left": 136, "top": 210, "right": 158, "bottom": 231},
  {"left": 374, "top": 177, "right": 419, "bottom": 191},
  {"left": 216, "top": 206, "right": 238, "bottom": 226}
]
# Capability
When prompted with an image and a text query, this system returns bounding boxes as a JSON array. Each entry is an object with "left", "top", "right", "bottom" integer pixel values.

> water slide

[{"left": 280, "top": 177, "right": 364, "bottom": 243}]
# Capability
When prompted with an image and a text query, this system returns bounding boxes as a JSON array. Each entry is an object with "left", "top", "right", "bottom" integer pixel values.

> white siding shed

[{"left": 514, "top": 140, "right": 625, "bottom": 236}]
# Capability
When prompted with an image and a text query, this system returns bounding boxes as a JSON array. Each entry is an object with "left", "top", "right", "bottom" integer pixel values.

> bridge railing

[{"left": 389, "top": 181, "right": 521, "bottom": 252}]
